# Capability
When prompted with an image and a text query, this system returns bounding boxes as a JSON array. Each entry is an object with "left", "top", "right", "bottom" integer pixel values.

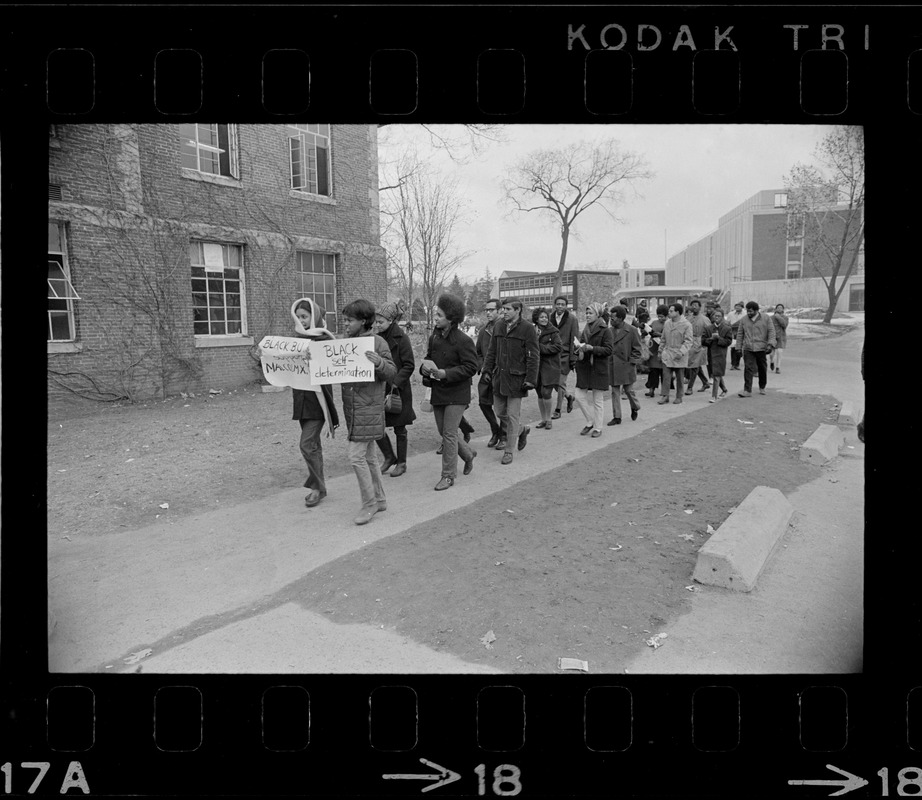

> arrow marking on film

[
  {"left": 788, "top": 764, "right": 868, "bottom": 796},
  {"left": 383, "top": 758, "right": 461, "bottom": 793}
]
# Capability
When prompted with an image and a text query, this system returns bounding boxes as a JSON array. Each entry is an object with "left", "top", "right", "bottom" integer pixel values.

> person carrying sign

[
  {"left": 339, "top": 299, "right": 398, "bottom": 525},
  {"left": 287, "top": 297, "right": 340, "bottom": 509}
]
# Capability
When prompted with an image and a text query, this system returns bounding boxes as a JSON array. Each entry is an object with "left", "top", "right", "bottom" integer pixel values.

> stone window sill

[
  {"left": 194, "top": 336, "right": 255, "bottom": 348},
  {"left": 288, "top": 189, "right": 336, "bottom": 206},
  {"left": 182, "top": 169, "right": 242, "bottom": 189},
  {"left": 48, "top": 341, "right": 83, "bottom": 354}
]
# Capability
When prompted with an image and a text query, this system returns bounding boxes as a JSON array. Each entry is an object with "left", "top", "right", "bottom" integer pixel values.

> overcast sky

[{"left": 377, "top": 123, "right": 832, "bottom": 284}]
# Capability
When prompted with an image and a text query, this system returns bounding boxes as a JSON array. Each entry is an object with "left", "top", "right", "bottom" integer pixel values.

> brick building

[
  {"left": 665, "top": 188, "right": 864, "bottom": 310},
  {"left": 47, "top": 123, "right": 386, "bottom": 414}
]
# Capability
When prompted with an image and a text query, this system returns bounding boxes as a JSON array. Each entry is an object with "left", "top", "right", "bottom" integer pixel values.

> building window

[
  {"left": 289, "top": 124, "right": 331, "bottom": 196},
  {"left": 786, "top": 263, "right": 802, "bottom": 279},
  {"left": 190, "top": 241, "right": 246, "bottom": 336},
  {"left": 297, "top": 251, "right": 337, "bottom": 327},
  {"left": 48, "top": 222, "right": 80, "bottom": 342},
  {"left": 180, "top": 124, "right": 238, "bottom": 177},
  {"left": 774, "top": 192, "right": 788, "bottom": 208}
]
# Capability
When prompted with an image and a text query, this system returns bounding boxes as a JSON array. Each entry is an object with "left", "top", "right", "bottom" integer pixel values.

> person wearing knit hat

[
  {"left": 371, "top": 300, "right": 417, "bottom": 477},
  {"left": 288, "top": 297, "right": 340, "bottom": 507}
]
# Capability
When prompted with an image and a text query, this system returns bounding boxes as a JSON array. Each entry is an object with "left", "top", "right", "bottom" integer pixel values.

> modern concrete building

[
  {"left": 666, "top": 189, "right": 864, "bottom": 311},
  {"left": 48, "top": 123, "right": 386, "bottom": 414},
  {"left": 497, "top": 266, "right": 665, "bottom": 312}
]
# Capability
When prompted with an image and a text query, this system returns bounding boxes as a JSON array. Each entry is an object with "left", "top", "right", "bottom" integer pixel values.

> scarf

[{"left": 291, "top": 297, "right": 335, "bottom": 435}]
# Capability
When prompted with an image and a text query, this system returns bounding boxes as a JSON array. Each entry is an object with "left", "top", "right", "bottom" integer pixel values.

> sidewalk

[{"left": 48, "top": 328, "right": 864, "bottom": 674}]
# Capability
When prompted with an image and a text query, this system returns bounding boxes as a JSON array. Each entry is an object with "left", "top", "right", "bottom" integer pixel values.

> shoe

[
  {"left": 580, "top": 425, "right": 594, "bottom": 435},
  {"left": 463, "top": 450, "right": 477, "bottom": 475},
  {"left": 545, "top": 421, "right": 553, "bottom": 430},
  {"left": 770, "top": 362, "right": 774, "bottom": 371},
  {"left": 434, "top": 476, "right": 454, "bottom": 491},
  {"left": 463, "top": 430, "right": 473, "bottom": 443},
  {"left": 591, "top": 429, "right": 602, "bottom": 438},
  {"left": 698, "top": 385, "right": 709, "bottom": 392},
  {"left": 607, "top": 417, "right": 622, "bottom": 426},
  {"left": 566, "top": 395, "right": 575, "bottom": 413},
  {"left": 759, "top": 388, "right": 766, "bottom": 395},
  {"left": 517, "top": 426, "right": 530, "bottom": 451},
  {"left": 657, "top": 396, "right": 670, "bottom": 404},
  {"left": 738, "top": 390, "right": 752, "bottom": 397},
  {"left": 354, "top": 507, "right": 377, "bottom": 525},
  {"left": 304, "top": 490, "right": 324, "bottom": 508},
  {"left": 494, "top": 438, "right": 507, "bottom": 450},
  {"left": 487, "top": 433, "right": 500, "bottom": 448},
  {"left": 684, "top": 388, "right": 693, "bottom": 396},
  {"left": 436, "top": 444, "right": 444, "bottom": 455},
  {"left": 551, "top": 410, "right": 561, "bottom": 419},
  {"left": 644, "top": 390, "right": 656, "bottom": 397},
  {"left": 631, "top": 409, "right": 638, "bottom": 421},
  {"left": 720, "top": 389, "right": 728, "bottom": 397},
  {"left": 703, "top": 382, "right": 711, "bottom": 389},
  {"left": 775, "top": 368, "right": 780, "bottom": 374},
  {"left": 673, "top": 398, "right": 683, "bottom": 404},
  {"left": 390, "top": 463, "right": 407, "bottom": 477},
  {"left": 708, "top": 398, "right": 716, "bottom": 403},
  {"left": 377, "top": 500, "right": 387, "bottom": 512},
  {"left": 535, "top": 421, "right": 547, "bottom": 429},
  {"left": 501, "top": 453, "right": 513, "bottom": 465},
  {"left": 380, "top": 456, "right": 397, "bottom": 474}
]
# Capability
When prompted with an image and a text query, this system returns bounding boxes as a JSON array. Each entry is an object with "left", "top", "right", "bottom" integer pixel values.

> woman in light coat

[
  {"left": 574, "top": 302, "right": 614, "bottom": 437},
  {"left": 770, "top": 304, "right": 789, "bottom": 373},
  {"left": 657, "top": 303, "right": 694, "bottom": 404}
]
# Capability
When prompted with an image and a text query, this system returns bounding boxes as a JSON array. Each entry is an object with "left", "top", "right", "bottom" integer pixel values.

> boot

[
  {"left": 376, "top": 434, "right": 397, "bottom": 474},
  {"left": 391, "top": 431, "right": 408, "bottom": 477}
]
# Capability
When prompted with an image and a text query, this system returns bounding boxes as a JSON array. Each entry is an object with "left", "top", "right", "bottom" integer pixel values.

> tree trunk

[{"left": 553, "top": 225, "right": 570, "bottom": 300}]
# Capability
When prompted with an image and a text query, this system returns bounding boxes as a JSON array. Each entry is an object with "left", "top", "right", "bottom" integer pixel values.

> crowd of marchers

[{"left": 268, "top": 292, "right": 790, "bottom": 525}]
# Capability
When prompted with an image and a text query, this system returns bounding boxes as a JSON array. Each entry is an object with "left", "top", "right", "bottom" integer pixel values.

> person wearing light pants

[{"left": 574, "top": 302, "right": 614, "bottom": 437}]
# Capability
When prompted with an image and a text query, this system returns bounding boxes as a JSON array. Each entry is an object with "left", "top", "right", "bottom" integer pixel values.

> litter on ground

[
  {"left": 480, "top": 630, "right": 497, "bottom": 650},
  {"left": 558, "top": 658, "right": 590, "bottom": 673},
  {"left": 645, "top": 633, "right": 668, "bottom": 649}
]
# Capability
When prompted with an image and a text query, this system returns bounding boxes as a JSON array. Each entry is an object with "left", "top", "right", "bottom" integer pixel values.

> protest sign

[{"left": 259, "top": 336, "right": 375, "bottom": 388}]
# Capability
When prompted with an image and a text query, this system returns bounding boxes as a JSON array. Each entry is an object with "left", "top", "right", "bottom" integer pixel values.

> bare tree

[
  {"left": 379, "top": 124, "right": 508, "bottom": 170},
  {"left": 502, "top": 139, "right": 653, "bottom": 297},
  {"left": 784, "top": 125, "right": 865, "bottom": 323}
]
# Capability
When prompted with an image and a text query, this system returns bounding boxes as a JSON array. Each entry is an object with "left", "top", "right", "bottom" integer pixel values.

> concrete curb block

[
  {"left": 837, "top": 401, "right": 860, "bottom": 427},
  {"left": 692, "top": 486, "right": 794, "bottom": 592},
  {"left": 800, "top": 423, "right": 845, "bottom": 464}
]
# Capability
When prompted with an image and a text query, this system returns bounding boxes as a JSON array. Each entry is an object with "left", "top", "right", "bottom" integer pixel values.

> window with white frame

[
  {"left": 190, "top": 241, "right": 246, "bottom": 336},
  {"left": 774, "top": 192, "right": 788, "bottom": 208},
  {"left": 288, "top": 124, "right": 331, "bottom": 196},
  {"left": 179, "top": 124, "right": 238, "bottom": 178},
  {"left": 48, "top": 222, "right": 80, "bottom": 342},
  {"left": 296, "top": 251, "right": 337, "bottom": 327}
]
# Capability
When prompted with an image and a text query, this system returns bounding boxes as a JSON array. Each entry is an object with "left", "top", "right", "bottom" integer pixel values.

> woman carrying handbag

[{"left": 373, "top": 302, "right": 417, "bottom": 477}]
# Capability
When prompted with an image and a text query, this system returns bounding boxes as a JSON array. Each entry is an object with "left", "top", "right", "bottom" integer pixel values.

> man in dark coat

[
  {"left": 551, "top": 295, "right": 579, "bottom": 418},
  {"left": 482, "top": 297, "right": 540, "bottom": 465},
  {"left": 475, "top": 298, "right": 506, "bottom": 448},
  {"left": 607, "top": 304, "right": 643, "bottom": 424}
]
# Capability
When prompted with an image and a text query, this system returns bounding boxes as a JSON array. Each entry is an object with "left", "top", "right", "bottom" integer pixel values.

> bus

[{"left": 611, "top": 286, "right": 722, "bottom": 316}]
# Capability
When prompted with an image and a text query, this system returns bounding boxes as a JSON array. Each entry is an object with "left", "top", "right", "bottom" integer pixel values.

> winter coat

[
  {"left": 771, "top": 312, "right": 789, "bottom": 349},
  {"left": 291, "top": 333, "right": 340, "bottom": 428},
  {"left": 475, "top": 318, "right": 497, "bottom": 405},
  {"left": 340, "top": 334, "right": 397, "bottom": 442},
  {"left": 703, "top": 320, "right": 733, "bottom": 376},
  {"left": 608, "top": 322, "right": 643, "bottom": 386},
  {"left": 422, "top": 325, "right": 479, "bottom": 406},
  {"left": 687, "top": 312, "right": 712, "bottom": 368},
  {"left": 575, "top": 318, "right": 614, "bottom": 391},
  {"left": 379, "top": 320, "right": 417, "bottom": 428},
  {"left": 736, "top": 311, "right": 777, "bottom": 353},
  {"left": 535, "top": 322, "right": 563, "bottom": 393},
  {"left": 726, "top": 308, "right": 746, "bottom": 351},
  {"left": 551, "top": 309, "right": 580, "bottom": 375},
  {"left": 482, "top": 316, "right": 540, "bottom": 398},
  {"left": 660, "top": 316, "right": 694, "bottom": 369},
  {"left": 646, "top": 317, "right": 665, "bottom": 369}
]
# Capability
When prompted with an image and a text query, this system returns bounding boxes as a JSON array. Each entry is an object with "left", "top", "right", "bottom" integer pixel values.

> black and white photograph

[{"left": 46, "top": 122, "right": 865, "bottom": 675}]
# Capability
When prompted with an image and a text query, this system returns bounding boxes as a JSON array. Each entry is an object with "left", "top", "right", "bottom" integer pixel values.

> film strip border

[
  {"left": 1, "top": 7, "right": 920, "bottom": 121},
  {"left": 1, "top": 676, "right": 919, "bottom": 796}
]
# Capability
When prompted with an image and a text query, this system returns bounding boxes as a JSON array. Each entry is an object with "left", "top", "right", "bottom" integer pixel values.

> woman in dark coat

[
  {"left": 419, "top": 294, "right": 479, "bottom": 491},
  {"left": 643, "top": 304, "right": 668, "bottom": 397},
  {"left": 373, "top": 302, "right": 417, "bottom": 477},
  {"left": 574, "top": 301, "right": 614, "bottom": 438},
  {"left": 607, "top": 304, "right": 643, "bottom": 424},
  {"left": 285, "top": 297, "right": 340, "bottom": 508},
  {"left": 703, "top": 306, "right": 733, "bottom": 402},
  {"left": 531, "top": 307, "right": 563, "bottom": 430}
]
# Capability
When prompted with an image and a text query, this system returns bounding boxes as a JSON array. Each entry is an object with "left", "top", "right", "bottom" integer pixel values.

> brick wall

[
  {"left": 751, "top": 214, "right": 787, "bottom": 281},
  {"left": 48, "top": 124, "right": 386, "bottom": 418}
]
